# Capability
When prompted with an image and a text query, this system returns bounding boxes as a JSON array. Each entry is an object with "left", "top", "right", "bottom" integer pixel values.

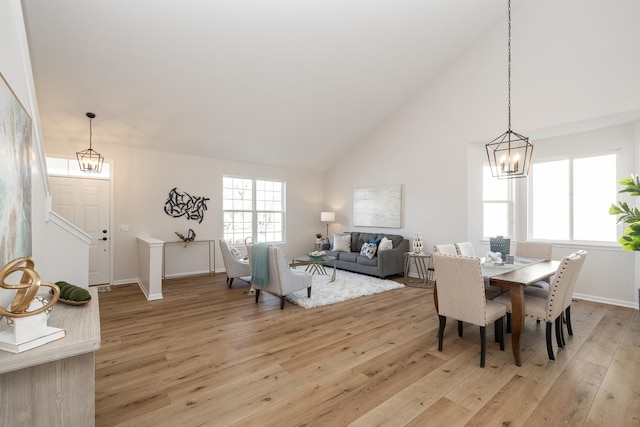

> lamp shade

[{"left": 321, "top": 212, "right": 335, "bottom": 222}]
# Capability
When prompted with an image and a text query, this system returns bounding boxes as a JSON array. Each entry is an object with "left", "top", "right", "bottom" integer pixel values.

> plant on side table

[{"left": 609, "top": 174, "right": 640, "bottom": 251}]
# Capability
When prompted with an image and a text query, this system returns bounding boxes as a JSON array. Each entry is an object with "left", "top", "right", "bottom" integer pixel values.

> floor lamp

[{"left": 321, "top": 211, "right": 335, "bottom": 239}]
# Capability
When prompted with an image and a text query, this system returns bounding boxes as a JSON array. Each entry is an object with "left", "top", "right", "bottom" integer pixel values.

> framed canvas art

[
  {"left": 0, "top": 73, "right": 33, "bottom": 267},
  {"left": 353, "top": 184, "right": 402, "bottom": 228}
]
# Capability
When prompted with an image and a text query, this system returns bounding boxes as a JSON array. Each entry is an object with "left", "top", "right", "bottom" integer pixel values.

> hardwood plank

[
  {"left": 524, "top": 358, "right": 606, "bottom": 426},
  {"left": 93, "top": 273, "right": 640, "bottom": 427},
  {"left": 464, "top": 375, "right": 549, "bottom": 426},
  {"left": 584, "top": 312, "right": 640, "bottom": 426}
]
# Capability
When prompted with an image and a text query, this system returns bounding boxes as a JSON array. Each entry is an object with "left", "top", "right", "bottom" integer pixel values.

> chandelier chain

[
  {"left": 89, "top": 116, "right": 93, "bottom": 149},
  {"left": 508, "top": 0, "right": 512, "bottom": 131}
]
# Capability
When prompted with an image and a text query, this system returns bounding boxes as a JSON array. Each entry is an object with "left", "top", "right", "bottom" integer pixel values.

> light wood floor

[{"left": 95, "top": 273, "right": 640, "bottom": 426}]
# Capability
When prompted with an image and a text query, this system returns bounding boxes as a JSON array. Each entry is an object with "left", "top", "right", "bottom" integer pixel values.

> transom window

[
  {"left": 46, "top": 156, "right": 110, "bottom": 179},
  {"left": 222, "top": 176, "right": 285, "bottom": 244}
]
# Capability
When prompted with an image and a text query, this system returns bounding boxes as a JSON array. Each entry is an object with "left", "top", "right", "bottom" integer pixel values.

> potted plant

[
  {"left": 609, "top": 174, "right": 640, "bottom": 251},
  {"left": 315, "top": 233, "right": 323, "bottom": 245}
]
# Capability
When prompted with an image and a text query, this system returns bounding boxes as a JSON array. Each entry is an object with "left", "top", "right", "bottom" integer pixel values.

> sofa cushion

[
  {"left": 360, "top": 242, "right": 378, "bottom": 259},
  {"left": 332, "top": 234, "right": 351, "bottom": 252},
  {"left": 356, "top": 255, "right": 378, "bottom": 266},
  {"left": 356, "top": 233, "right": 378, "bottom": 252},
  {"left": 348, "top": 232, "right": 361, "bottom": 252},
  {"left": 376, "top": 233, "right": 403, "bottom": 249},
  {"left": 378, "top": 236, "right": 393, "bottom": 251},
  {"left": 339, "top": 251, "right": 359, "bottom": 263}
]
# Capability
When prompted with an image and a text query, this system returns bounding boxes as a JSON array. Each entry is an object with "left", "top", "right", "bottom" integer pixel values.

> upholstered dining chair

[
  {"left": 433, "top": 244, "right": 457, "bottom": 256},
  {"left": 515, "top": 241, "right": 553, "bottom": 260},
  {"left": 561, "top": 250, "right": 587, "bottom": 337},
  {"left": 521, "top": 249, "right": 587, "bottom": 340},
  {"left": 432, "top": 254, "right": 506, "bottom": 368},
  {"left": 494, "top": 252, "right": 583, "bottom": 361},
  {"left": 516, "top": 241, "right": 554, "bottom": 290},
  {"left": 247, "top": 244, "right": 312, "bottom": 309},
  {"left": 454, "top": 242, "right": 475, "bottom": 256},
  {"left": 219, "top": 238, "right": 251, "bottom": 288}
]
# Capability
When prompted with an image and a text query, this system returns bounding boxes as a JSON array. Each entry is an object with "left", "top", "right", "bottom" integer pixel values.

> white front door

[{"left": 50, "top": 176, "right": 110, "bottom": 285}]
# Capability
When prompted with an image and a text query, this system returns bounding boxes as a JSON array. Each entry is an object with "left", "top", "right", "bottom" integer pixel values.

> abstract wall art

[
  {"left": 353, "top": 184, "right": 402, "bottom": 228},
  {"left": 0, "top": 73, "right": 33, "bottom": 267}
]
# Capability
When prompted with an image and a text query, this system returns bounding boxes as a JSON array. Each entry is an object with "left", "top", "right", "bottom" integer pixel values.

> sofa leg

[
  {"left": 307, "top": 287, "right": 312, "bottom": 297},
  {"left": 280, "top": 296, "right": 285, "bottom": 310},
  {"left": 255, "top": 289, "right": 261, "bottom": 304},
  {"left": 228, "top": 277, "right": 234, "bottom": 288}
]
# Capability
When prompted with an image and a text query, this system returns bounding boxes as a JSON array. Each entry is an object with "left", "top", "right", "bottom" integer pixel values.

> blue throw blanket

[{"left": 251, "top": 243, "right": 270, "bottom": 286}]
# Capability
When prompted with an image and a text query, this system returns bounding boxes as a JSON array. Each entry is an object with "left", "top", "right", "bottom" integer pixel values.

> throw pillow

[
  {"left": 230, "top": 247, "right": 242, "bottom": 260},
  {"left": 369, "top": 238, "right": 382, "bottom": 247},
  {"left": 378, "top": 236, "right": 393, "bottom": 251},
  {"left": 364, "top": 242, "right": 378, "bottom": 259},
  {"left": 332, "top": 234, "right": 351, "bottom": 252},
  {"left": 360, "top": 242, "right": 370, "bottom": 256}
]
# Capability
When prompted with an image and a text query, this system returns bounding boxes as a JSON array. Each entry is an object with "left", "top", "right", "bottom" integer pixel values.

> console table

[
  {"left": 0, "top": 287, "right": 101, "bottom": 426},
  {"left": 163, "top": 239, "right": 215, "bottom": 278}
]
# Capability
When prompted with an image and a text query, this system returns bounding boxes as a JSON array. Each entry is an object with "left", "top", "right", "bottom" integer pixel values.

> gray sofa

[{"left": 322, "top": 232, "right": 409, "bottom": 278}]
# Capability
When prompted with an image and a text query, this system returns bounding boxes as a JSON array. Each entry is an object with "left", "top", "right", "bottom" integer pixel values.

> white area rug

[{"left": 286, "top": 268, "right": 404, "bottom": 309}]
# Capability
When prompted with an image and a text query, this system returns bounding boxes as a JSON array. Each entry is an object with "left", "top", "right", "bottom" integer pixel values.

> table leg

[
  {"left": 509, "top": 284, "right": 525, "bottom": 367},
  {"left": 403, "top": 254, "right": 410, "bottom": 285},
  {"left": 330, "top": 259, "right": 336, "bottom": 282},
  {"left": 416, "top": 257, "right": 428, "bottom": 286}
]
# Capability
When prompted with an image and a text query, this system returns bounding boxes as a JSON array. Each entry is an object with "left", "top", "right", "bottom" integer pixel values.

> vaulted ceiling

[{"left": 22, "top": 0, "right": 514, "bottom": 172}]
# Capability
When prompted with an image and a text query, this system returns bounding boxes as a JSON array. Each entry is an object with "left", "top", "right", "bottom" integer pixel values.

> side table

[{"left": 403, "top": 252, "right": 434, "bottom": 288}]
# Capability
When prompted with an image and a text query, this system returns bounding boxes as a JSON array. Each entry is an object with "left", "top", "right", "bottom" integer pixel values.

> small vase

[{"left": 413, "top": 232, "right": 423, "bottom": 254}]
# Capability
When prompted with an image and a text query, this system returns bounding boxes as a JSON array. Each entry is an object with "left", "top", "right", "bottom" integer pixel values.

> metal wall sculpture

[{"left": 164, "top": 187, "right": 210, "bottom": 223}]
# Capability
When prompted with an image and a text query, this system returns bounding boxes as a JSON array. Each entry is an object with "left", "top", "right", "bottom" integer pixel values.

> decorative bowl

[{"left": 308, "top": 251, "right": 325, "bottom": 260}]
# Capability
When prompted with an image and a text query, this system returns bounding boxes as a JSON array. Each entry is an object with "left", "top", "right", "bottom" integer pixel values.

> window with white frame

[
  {"left": 222, "top": 176, "right": 285, "bottom": 244},
  {"left": 482, "top": 165, "right": 513, "bottom": 238},
  {"left": 529, "top": 153, "right": 617, "bottom": 243}
]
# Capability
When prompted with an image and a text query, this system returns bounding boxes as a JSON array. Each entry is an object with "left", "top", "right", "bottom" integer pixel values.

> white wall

[
  {"left": 325, "top": 0, "right": 640, "bottom": 307},
  {"left": 0, "top": 0, "right": 89, "bottom": 312},
  {"left": 45, "top": 142, "right": 326, "bottom": 283}
]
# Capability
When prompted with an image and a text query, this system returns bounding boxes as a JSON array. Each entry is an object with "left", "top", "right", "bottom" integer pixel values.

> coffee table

[{"left": 292, "top": 255, "right": 337, "bottom": 282}]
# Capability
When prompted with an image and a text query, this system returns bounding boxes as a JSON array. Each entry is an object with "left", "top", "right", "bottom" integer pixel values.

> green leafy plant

[
  {"left": 609, "top": 174, "right": 640, "bottom": 251},
  {"left": 316, "top": 233, "right": 323, "bottom": 239}
]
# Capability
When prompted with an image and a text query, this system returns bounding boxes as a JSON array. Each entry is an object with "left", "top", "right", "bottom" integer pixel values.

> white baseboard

[
  {"left": 112, "top": 277, "right": 163, "bottom": 301},
  {"left": 163, "top": 270, "right": 211, "bottom": 279},
  {"left": 572, "top": 292, "right": 637, "bottom": 309}
]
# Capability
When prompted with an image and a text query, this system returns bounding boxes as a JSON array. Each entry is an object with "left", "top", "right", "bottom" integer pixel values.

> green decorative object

[
  {"left": 609, "top": 174, "right": 640, "bottom": 251},
  {"left": 53, "top": 281, "right": 92, "bottom": 304}
]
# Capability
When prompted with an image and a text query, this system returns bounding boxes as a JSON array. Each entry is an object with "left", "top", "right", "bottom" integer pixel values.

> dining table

[{"left": 432, "top": 257, "right": 560, "bottom": 366}]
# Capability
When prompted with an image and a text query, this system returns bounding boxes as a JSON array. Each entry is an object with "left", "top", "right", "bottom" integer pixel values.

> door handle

[{"left": 101, "top": 237, "right": 108, "bottom": 241}]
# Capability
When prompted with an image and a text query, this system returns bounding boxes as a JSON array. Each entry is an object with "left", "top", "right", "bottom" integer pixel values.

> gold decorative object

[
  {"left": 0, "top": 257, "right": 60, "bottom": 318},
  {"left": 175, "top": 228, "right": 196, "bottom": 247}
]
